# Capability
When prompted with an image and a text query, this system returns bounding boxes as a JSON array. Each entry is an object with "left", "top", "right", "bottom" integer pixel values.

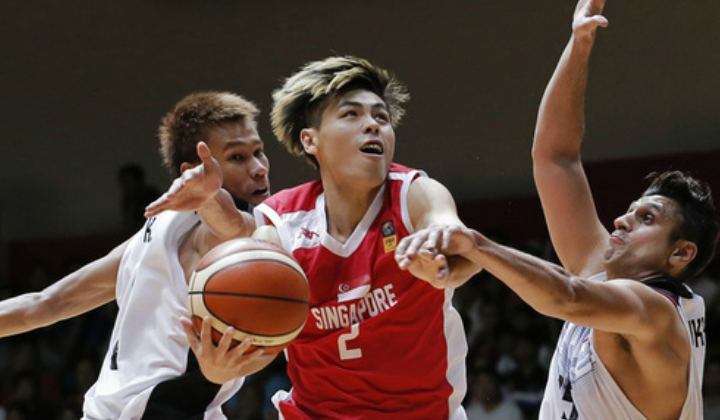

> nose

[
  {"left": 364, "top": 115, "right": 380, "bottom": 135},
  {"left": 613, "top": 213, "right": 631, "bottom": 232},
  {"left": 249, "top": 157, "right": 269, "bottom": 178}
]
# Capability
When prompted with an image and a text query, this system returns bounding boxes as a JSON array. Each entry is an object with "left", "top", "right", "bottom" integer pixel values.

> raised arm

[
  {"left": 400, "top": 177, "right": 481, "bottom": 288},
  {"left": 0, "top": 241, "right": 123, "bottom": 337},
  {"left": 531, "top": 0, "right": 610, "bottom": 276}
]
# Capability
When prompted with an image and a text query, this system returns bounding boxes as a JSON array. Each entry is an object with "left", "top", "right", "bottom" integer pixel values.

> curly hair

[
  {"left": 643, "top": 170, "right": 720, "bottom": 279},
  {"left": 159, "top": 92, "right": 259, "bottom": 176},
  {"left": 271, "top": 56, "right": 409, "bottom": 168}
]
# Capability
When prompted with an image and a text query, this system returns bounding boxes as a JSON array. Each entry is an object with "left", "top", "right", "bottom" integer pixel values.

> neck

[
  {"left": 605, "top": 266, "right": 666, "bottom": 281},
  {"left": 322, "top": 177, "right": 382, "bottom": 243}
]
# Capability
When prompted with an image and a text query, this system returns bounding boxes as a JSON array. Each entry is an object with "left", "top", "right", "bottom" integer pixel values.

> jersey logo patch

[
  {"left": 338, "top": 275, "right": 371, "bottom": 302},
  {"left": 299, "top": 227, "right": 319, "bottom": 240},
  {"left": 381, "top": 220, "right": 397, "bottom": 253}
]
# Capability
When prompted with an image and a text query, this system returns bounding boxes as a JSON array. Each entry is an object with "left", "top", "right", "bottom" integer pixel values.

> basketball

[{"left": 188, "top": 238, "right": 309, "bottom": 352}]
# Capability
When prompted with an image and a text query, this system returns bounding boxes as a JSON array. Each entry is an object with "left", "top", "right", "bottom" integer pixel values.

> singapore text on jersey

[{"left": 311, "top": 284, "right": 398, "bottom": 330}]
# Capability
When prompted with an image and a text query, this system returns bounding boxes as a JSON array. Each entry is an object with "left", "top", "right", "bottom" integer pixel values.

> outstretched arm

[
  {"left": 0, "top": 241, "right": 123, "bottom": 337},
  {"left": 145, "top": 142, "right": 255, "bottom": 251},
  {"left": 399, "top": 177, "right": 481, "bottom": 288},
  {"left": 531, "top": 0, "right": 610, "bottom": 276},
  {"left": 398, "top": 226, "right": 680, "bottom": 340}
]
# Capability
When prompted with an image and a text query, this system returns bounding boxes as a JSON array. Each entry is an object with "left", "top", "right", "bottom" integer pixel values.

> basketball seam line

[{"left": 188, "top": 290, "right": 309, "bottom": 304}]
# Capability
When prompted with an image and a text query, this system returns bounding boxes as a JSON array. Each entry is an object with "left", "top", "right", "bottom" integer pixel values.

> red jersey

[{"left": 254, "top": 164, "right": 467, "bottom": 419}]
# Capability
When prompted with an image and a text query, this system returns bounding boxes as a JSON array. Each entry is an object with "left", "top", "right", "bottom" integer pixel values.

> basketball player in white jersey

[
  {"left": 396, "top": 1, "right": 718, "bottom": 419},
  {"left": 0, "top": 92, "right": 276, "bottom": 419}
]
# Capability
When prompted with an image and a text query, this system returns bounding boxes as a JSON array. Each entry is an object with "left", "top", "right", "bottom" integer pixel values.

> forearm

[
  {"left": 0, "top": 245, "right": 121, "bottom": 338},
  {"left": 0, "top": 272, "right": 114, "bottom": 337},
  {"left": 532, "top": 36, "right": 595, "bottom": 162},
  {"left": 465, "top": 232, "right": 578, "bottom": 319},
  {"left": 197, "top": 188, "right": 254, "bottom": 240},
  {"left": 0, "top": 292, "right": 52, "bottom": 337}
]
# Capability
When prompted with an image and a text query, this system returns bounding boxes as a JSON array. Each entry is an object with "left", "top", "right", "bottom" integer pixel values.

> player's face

[
  {"left": 308, "top": 89, "right": 395, "bottom": 190},
  {"left": 204, "top": 120, "right": 270, "bottom": 207},
  {"left": 603, "top": 195, "right": 683, "bottom": 279}
]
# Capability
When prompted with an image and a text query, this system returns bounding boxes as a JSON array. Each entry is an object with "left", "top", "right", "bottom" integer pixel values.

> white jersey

[
  {"left": 83, "top": 211, "right": 244, "bottom": 420},
  {"left": 540, "top": 273, "right": 705, "bottom": 420}
]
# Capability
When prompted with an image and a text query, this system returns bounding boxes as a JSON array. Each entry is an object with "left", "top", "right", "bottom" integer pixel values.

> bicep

[
  {"left": 533, "top": 158, "right": 608, "bottom": 275},
  {"left": 561, "top": 279, "right": 675, "bottom": 339},
  {"left": 408, "top": 177, "right": 463, "bottom": 231}
]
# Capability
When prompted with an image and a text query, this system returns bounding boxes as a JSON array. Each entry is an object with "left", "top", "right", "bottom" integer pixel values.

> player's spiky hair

[
  {"left": 159, "top": 92, "right": 259, "bottom": 177},
  {"left": 271, "top": 56, "right": 410, "bottom": 168}
]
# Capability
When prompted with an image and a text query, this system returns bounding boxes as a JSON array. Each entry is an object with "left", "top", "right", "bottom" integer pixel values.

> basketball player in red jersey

[
  {"left": 251, "top": 57, "right": 481, "bottom": 419},
  {"left": 0, "top": 92, "right": 275, "bottom": 418},
  {"left": 150, "top": 57, "right": 479, "bottom": 419}
]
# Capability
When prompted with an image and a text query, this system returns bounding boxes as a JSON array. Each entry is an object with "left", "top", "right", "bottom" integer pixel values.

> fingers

[
  {"left": 405, "top": 232, "right": 431, "bottom": 258},
  {"left": 199, "top": 316, "right": 213, "bottom": 351},
  {"left": 577, "top": 15, "right": 608, "bottom": 30},
  {"left": 181, "top": 317, "right": 201, "bottom": 352},
  {"left": 217, "top": 326, "right": 235, "bottom": 354},
  {"left": 197, "top": 141, "right": 222, "bottom": 181},
  {"left": 396, "top": 232, "right": 429, "bottom": 270},
  {"left": 424, "top": 228, "right": 441, "bottom": 254},
  {"left": 591, "top": 15, "right": 608, "bottom": 27},
  {"left": 228, "top": 338, "right": 257, "bottom": 361},
  {"left": 197, "top": 141, "right": 212, "bottom": 162},
  {"left": 434, "top": 254, "right": 449, "bottom": 281},
  {"left": 144, "top": 194, "right": 169, "bottom": 217}
]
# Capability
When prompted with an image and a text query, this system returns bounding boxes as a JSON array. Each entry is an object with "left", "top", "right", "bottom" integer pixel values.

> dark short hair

[{"left": 643, "top": 171, "right": 719, "bottom": 279}]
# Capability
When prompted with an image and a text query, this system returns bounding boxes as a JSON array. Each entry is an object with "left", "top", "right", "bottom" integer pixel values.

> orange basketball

[{"left": 188, "top": 238, "right": 309, "bottom": 353}]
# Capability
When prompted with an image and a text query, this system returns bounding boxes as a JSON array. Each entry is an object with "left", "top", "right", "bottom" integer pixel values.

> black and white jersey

[
  {"left": 539, "top": 273, "right": 705, "bottom": 420},
  {"left": 82, "top": 211, "right": 244, "bottom": 420}
]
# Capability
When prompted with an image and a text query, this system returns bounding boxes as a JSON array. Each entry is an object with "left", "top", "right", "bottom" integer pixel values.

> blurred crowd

[{"left": 1, "top": 236, "right": 718, "bottom": 420}]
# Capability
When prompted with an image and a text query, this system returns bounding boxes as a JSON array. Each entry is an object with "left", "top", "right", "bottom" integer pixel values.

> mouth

[
  {"left": 359, "top": 140, "right": 384, "bottom": 156},
  {"left": 251, "top": 187, "right": 270, "bottom": 197},
  {"left": 609, "top": 232, "right": 625, "bottom": 245}
]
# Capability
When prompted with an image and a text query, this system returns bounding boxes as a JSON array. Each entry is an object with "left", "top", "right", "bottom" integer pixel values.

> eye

[
  {"left": 253, "top": 148, "right": 265, "bottom": 158},
  {"left": 230, "top": 154, "right": 246, "bottom": 162},
  {"left": 638, "top": 211, "right": 654, "bottom": 224},
  {"left": 341, "top": 110, "right": 358, "bottom": 118},
  {"left": 375, "top": 112, "right": 390, "bottom": 123}
]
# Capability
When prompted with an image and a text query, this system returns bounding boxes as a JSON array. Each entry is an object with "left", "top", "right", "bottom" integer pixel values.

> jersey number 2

[{"left": 338, "top": 323, "right": 362, "bottom": 360}]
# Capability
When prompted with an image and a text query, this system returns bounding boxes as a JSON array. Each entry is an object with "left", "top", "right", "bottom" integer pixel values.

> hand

[
  {"left": 181, "top": 316, "right": 275, "bottom": 384},
  {"left": 145, "top": 142, "right": 223, "bottom": 217},
  {"left": 572, "top": 0, "right": 608, "bottom": 41},
  {"left": 395, "top": 225, "right": 477, "bottom": 288}
]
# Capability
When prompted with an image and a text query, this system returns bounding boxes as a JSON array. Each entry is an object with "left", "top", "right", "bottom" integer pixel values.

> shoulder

[
  {"left": 262, "top": 180, "right": 323, "bottom": 214},
  {"left": 605, "top": 278, "right": 685, "bottom": 339}
]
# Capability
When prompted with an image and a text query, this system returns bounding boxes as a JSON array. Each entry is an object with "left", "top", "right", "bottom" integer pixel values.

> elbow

[
  {"left": 531, "top": 144, "right": 578, "bottom": 169},
  {"left": 549, "top": 279, "right": 588, "bottom": 320},
  {"left": 534, "top": 271, "right": 583, "bottom": 320},
  {"left": 530, "top": 140, "right": 546, "bottom": 163}
]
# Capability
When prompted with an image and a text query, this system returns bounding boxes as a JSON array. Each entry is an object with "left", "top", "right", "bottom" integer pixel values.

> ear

[
  {"left": 300, "top": 128, "right": 318, "bottom": 156},
  {"left": 668, "top": 240, "right": 698, "bottom": 270}
]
